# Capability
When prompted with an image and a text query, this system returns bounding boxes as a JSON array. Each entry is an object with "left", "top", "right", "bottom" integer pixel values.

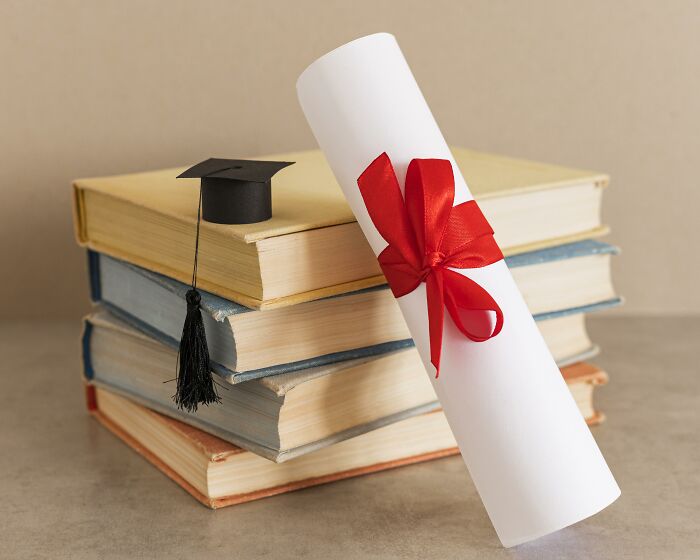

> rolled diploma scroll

[{"left": 297, "top": 33, "right": 619, "bottom": 547}]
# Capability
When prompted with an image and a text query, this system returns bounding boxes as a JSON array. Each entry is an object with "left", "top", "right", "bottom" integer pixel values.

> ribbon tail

[
  {"left": 425, "top": 270, "right": 445, "bottom": 378},
  {"left": 442, "top": 268, "right": 504, "bottom": 342}
]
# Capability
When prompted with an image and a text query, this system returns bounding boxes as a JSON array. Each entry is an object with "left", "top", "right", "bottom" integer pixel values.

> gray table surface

[{"left": 1, "top": 316, "right": 698, "bottom": 559}]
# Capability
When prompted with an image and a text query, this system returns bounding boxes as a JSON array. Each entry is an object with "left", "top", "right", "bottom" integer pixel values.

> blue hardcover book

[
  {"left": 87, "top": 239, "right": 621, "bottom": 383},
  {"left": 82, "top": 310, "right": 440, "bottom": 462}
]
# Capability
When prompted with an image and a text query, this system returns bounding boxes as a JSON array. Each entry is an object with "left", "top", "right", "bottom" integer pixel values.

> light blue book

[
  {"left": 82, "top": 310, "right": 441, "bottom": 461},
  {"left": 86, "top": 239, "right": 621, "bottom": 384}
]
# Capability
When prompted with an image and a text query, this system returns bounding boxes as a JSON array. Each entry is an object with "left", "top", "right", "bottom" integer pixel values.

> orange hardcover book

[{"left": 86, "top": 385, "right": 460, "bottom": 508}]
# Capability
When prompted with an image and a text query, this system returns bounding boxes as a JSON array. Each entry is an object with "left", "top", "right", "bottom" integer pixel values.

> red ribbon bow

[{"left": 357, "top": 153, "right": 505, "bottom": 377}]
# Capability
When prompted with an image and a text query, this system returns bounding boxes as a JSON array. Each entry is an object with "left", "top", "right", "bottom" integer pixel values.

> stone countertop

[{"left": 1, "top": 317, "right": 698, "bottom": 559}]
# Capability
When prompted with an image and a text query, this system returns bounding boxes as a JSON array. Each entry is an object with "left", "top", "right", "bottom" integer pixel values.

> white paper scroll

[{"left": 297, "top": 33, "right": 619, "bottom": 547}]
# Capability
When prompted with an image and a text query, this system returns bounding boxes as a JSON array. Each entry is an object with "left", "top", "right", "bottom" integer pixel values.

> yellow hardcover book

[{"left": 73, "top": 148, "right": 608, "bottom": 309}]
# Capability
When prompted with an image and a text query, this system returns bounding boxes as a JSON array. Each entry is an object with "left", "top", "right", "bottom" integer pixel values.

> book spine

[
  {"left": 81, "top": 318, "right": 95, "bottom": 381},
  {"left": 85, "top": 383, "right": 98, "bottom": 412},
  {"left": 71, "top": 183, "right": 88, "bottom": 244},
  {"left": 87, "top": 250, "right": 102, "bottom": 302}
]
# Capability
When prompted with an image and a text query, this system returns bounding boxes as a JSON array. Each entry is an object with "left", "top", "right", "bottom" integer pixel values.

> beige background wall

[{"left": 1, "top": 0, "right": 698, "bottom": 319}]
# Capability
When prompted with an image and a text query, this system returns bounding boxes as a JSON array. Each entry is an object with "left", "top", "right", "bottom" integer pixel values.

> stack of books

[{"left": 73, "top": 148, "right": 621, "bottom": 508}]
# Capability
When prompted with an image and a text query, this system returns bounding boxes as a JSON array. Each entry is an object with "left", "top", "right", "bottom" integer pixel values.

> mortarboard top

[
  {"left": 177, "top": 158, "right": 294, "bottom": 183},
  {"left": 178, "top": 158, "right": 294, "bottom": 224}
]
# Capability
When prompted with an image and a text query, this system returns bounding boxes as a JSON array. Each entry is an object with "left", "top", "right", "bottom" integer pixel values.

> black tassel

[
  {"left": 174, "top": 289, "right": 220, "bottom": 412},
  {"left": 173, "top": 185, "right": 221, "bottom": 412}
]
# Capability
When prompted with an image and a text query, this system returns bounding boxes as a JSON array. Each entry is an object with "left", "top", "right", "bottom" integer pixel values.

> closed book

[
  {"left": 87, "top": 385, "right": 460, "bottom": 509},
  {"left": 88, "top": 240, "right": 620, "bottom": 380},
  {"left": 73, "top": 148, "right": 608, "bottom": 309},
  {"left": 82, "top": 310, "right": 609, "bottom": 462}
]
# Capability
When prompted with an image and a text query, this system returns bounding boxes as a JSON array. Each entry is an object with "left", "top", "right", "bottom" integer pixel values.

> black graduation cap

[{"left": 178, "top": 158, "right": 294, "bottom": 224}]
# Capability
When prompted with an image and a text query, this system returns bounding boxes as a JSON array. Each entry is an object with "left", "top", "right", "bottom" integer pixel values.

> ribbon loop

[{"left": 358, "top": 153, "right": 505, "bottom": 377}]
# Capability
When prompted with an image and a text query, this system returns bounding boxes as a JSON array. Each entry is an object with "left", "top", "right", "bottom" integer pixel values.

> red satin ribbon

[{"left": 357, "top": 153, "right": 505, "bottom": 377}]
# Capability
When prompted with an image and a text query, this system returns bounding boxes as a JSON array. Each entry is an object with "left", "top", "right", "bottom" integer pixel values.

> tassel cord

[{"left": 172, "top": 184, "right": 222, "bottom": 412}]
